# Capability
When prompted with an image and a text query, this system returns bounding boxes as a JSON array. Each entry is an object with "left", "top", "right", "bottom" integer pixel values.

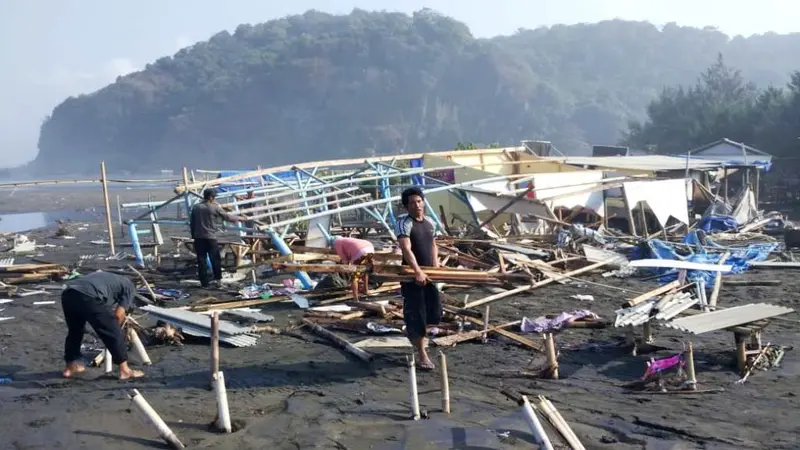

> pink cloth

[
  {"left": 333, "top": 238, "right": 374, "bottom": 263},
  {"left": 642, "top": 353, "right": 684, "bottom": 379}
]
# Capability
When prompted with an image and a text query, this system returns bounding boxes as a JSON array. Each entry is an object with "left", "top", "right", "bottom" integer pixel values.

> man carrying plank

[
  {"left": 60, "top": 271, "right": 144, "bottom": 380},
  {"left": 396, "top": 187, "right": 441, "bottom": 370},
  {"left": 331, "top": 236, "right": 375, "bottom": 300}
]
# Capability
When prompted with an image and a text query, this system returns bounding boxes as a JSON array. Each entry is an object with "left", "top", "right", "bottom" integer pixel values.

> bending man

[
  {"left": 331, "top": 236, "right": 375, "bottom": 300},
  {"left": 396, "top": 187, "right": 440, "bottom": 370},
  {"left": 61, "top": 271, "right": 144, "bottom": 380},
  {"left": 190, "top": 188, "right": 246, "bottom": 288}
]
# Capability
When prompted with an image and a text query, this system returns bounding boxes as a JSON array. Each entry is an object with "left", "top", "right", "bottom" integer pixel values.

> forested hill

[{"left": 33, "top": 9, "right": 800, "bottom": 174}]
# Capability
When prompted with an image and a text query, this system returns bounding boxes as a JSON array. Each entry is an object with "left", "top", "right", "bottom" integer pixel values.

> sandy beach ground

[{"left": 0, "top": 187, "right": 799, "bottom": 450}]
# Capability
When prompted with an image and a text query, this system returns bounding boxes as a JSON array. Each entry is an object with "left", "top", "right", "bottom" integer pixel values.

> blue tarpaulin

[
  {"left": 631, "top": 232, "right": 776, "bottom": 285},
  {"left": 696, "top": 215, "right": 739, "bottom": 233}
]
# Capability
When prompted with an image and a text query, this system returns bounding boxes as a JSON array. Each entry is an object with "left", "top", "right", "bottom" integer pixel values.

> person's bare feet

[
  {"left": 118, "top": 361, "right": 145, "bottom": 380},
  {"left": 119, "top": 368, "right": 145, "bottom": 380},
  {"left": 418, "top": 349, "right": 435, "bottom": 370},
  {"left": 62, "top": 362, "right": 86, "bottom": 378}
]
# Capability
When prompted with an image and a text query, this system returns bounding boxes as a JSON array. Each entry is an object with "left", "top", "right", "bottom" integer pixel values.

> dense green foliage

[
  {"left": 34, "top": 9, "right": 800, "bottom": 173},
  {"left": 625, "top": 55, "right": 800, "bottom": 169}
]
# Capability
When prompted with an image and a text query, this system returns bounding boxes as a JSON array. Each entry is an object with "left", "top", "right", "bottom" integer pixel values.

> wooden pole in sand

[
  {"left": 544, "top": 333, "right": 559, "bottom": 379},
  {"left": 686, "top": 342, "right": 697, "bottom": 390},
  {"left": 211, "top": 311, "right": 220, "bottom": 386},
  {"left": 439, "top": 351, "right": 450, "bottom": 414},
  {"left": 128, "top": 389, "right": 185, "bottom": 449},
  {"left": 100, "top": 161, "right": 116, "bottom": 255},
  {"left": 735, "top": 333, "right": 747, "bottom": 374}
]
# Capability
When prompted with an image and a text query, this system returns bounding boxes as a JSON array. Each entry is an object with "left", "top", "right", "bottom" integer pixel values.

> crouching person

[
  {"left": 331, "top": 236, "right": 375, "bottom": 300},
  {"left": 60, "top": 271, "right": 144, "bottom": 380}
]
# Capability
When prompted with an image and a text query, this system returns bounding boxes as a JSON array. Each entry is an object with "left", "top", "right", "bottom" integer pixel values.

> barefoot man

[
  {"left": 60, "top": 271, "right": 144, "bottom": 380},
  {"left": 331, "top": 236, "right": 375, "bottom": 300},
  {"left": 396, "top": 187, "right": 441, "bottom": 370}
]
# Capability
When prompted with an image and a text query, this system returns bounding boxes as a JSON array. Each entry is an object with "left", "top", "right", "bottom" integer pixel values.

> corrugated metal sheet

[
  {"left": 142, "top": 305, "right": 260, "bottom": 347},
  {"left": 662, "top": 303, "right": 795, "bottom": 334},
  {"left": 615, "top": 292, "right": 697, "bottom": 327},
  {"left": 583, "top": 245, "right": 628, "bottom": 268}
]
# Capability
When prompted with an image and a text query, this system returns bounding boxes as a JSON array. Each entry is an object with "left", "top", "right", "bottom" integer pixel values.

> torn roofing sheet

[
  {"left": 531, "top": 171, "right": 605, "bottom": 215},
  {"left": 623, "top": 179, "right": 690, "bottom": 226},
  {"left": 459, "top": 187, "right": 553, "bottom": 219},
  {"left": 141, "top": 305, "right": 259, "bottom": 347}
]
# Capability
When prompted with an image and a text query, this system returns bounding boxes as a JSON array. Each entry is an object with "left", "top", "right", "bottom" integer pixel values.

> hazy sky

[{"left": 1, "top": 0, "right": 797, "bottom": 168}]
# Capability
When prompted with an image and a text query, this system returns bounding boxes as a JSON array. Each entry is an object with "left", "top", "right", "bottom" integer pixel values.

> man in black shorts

[
  {"left": 396, "top": 186, "right": 440, "bottom": 370},
  {"left": 60, "top": 271, "right": 144, "bottom": 380},
  {"left": 190, "top": 188, "right": 246, "bottom": 288}
]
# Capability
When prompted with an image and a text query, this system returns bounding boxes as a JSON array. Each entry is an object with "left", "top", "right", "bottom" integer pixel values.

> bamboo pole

[
  {"left": 128, "top": 389, "right": 185, "bottom": 449},
  {"left": 537, "top": 396, "right": 585, "bottom": 450},
  {"left": 544, "top": 333, "right": 559, "bottom": 379},
  {"left": 100, "top": 161, "right": 116, "bottom": 255},
  {"left": 521, "top": 395, "right": 554, "bottom": 450},
  {"left": 464, "top": 259, "right": 612, "bottom": 309},
  {"left": 686, "top": 342, "right": 697, "bottom": 390},
  {"left": 439, "top": 351, "right": 450, "bottom": 414},
  {"left": 302, "top": 319, "right": 373, "bottom": 362},
  {"left": 214, "top": 371, "right": 232, "bottom": 433},
  {"left": 708, "top": 252, "right": 730, "bottom": 308},
  {"left": 211, "top": 312, "right": 220, "bottom": 386},
  {"left": 408, "top": 355, "right": 421, "bottom": 420},
  {"left": 128, "top": 328, "right": 152, "bottom": 365}
]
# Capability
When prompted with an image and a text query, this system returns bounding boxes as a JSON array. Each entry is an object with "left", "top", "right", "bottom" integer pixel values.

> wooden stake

[
  {"left": 544, "top": 333, "right": 558, "bottom": 379},
  {"left": 100, "top": 161, "right": 116, "bottom": 255},
  {"left": 686, "top": 342, "right": 697, "bottom": 390},
  {"left": 708, "top": 252, "right": 730, "bottom": 308},
  {"left": 128, "top": 328, "right": 152, "bottom": 365},
  {"left": 128, "top": 389, "right": 185, "bottom": 449},
  {"left": 408, "top": 355, "right": 421, "bottom": 420},
  {"left": 642, "top": 321, "right": 653, "bottom": 344},
  {"left": 214, "top": 371, "right": 232, "bottom": 433},
  {"left": 211, "top": 311, "right": 220, "bottom": 386},
  {"left": 735, "top": 333, "right": 747, "bottom": 374},
  {"left": 439, "top": 351, "right": 450, "bottom": 414}
]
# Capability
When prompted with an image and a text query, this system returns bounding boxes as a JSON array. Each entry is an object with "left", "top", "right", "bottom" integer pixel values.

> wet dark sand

[{"left": 1, "top": 189, "right": 799, "bottom": 450}]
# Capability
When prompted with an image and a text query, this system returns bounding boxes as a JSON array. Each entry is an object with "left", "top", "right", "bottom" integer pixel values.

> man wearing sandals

[
  {"left": 396, "top": 187, "right": 441, "bottom": 370},
  {"left": 60, "top": 271, "right": 145, "bottom": 380}
]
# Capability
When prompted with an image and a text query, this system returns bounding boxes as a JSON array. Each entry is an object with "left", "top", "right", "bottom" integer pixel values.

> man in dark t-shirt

[
  {"left": 396, "top": 186, "right": 441, "bottom": 370},
  {"left": 190, "top": 188, "right": 245, "bottom": 287},
  {"left": 60, "top": 271, "right": 144, "bottom": 380}
]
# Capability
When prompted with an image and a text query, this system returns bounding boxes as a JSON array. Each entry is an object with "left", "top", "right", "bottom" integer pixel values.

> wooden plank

[
  {"left": 464, "top": 259, "right": 612, "bottom": 309},
  {"left": 627, "top": 280, "right": 681, "bottom": 307}
]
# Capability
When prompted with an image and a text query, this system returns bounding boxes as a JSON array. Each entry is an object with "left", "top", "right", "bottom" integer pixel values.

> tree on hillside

[{"left": 624, "top": 54, "right": 758, "bottom": 153}]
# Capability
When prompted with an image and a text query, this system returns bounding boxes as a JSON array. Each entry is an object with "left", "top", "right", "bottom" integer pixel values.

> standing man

[
  {"left": 61, "top": 271, "right": 144, "bottom": 380},
  {"left": 331, "top": 236, "right": 375, "bottom": 300},
  {"left": 396, "top": 187, "right": 440, "bottom": 370},
  {"left": 190, "top": 188, "right": 246, "bottom": 288}
]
